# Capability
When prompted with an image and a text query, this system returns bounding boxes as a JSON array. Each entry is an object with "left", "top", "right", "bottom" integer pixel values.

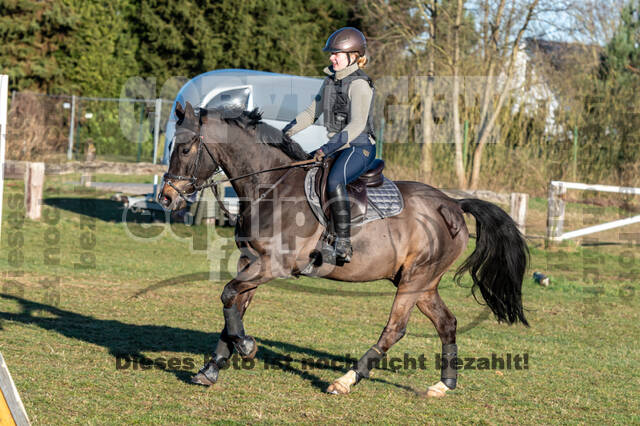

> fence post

[
  {"left": 153, "top": 98, "right": 162, "bottom": 164},
  {"left": 572, "top": 126, "right": 578, "bottom": 180},
  {"left": 24, "top": 162, "right": 45, "bottom": 220},
  {"left": 67, "top": 95, "right": 76, "bottom": 160},
  {"left": 509, "top": 192, "right": 528, "bottom": 235},
  {"left": 0, "top": 75, "right": 8, "bottom": 241},
  {"left": 546, "top": 181, "right": 566, "bottom": 243}
]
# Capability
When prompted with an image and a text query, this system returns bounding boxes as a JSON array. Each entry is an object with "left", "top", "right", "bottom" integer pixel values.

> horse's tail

[{"left": 455, "top": 198, "right": 529, "bottom": 326}]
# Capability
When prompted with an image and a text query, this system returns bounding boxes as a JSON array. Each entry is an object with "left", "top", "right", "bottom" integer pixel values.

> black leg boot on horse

[
  {"left": 322, "top": 183, "right": 353, "bottom": 264},
  {"left": 192, "top": 279, "right": 261, "bottom": 387}
]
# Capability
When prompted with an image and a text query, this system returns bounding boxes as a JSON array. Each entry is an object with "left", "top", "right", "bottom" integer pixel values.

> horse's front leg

[{"left": 192, "top": 255, "right": 273, "bottom": 386}]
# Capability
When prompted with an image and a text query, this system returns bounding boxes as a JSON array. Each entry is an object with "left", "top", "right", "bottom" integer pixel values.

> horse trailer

[
  {"left": 130, "top": 69, "right": 328, "bottom": 223},
  {"left": 162, "top": 68, "right": 328, "bottom": 163}
]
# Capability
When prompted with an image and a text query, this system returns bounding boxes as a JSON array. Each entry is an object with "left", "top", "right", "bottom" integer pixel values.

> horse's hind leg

[
  {"left": 326, "top": 285, "right": 421, "bottom": 395},
  {"left": 416, "top": 285, "right": 458, "bottom": 398}
]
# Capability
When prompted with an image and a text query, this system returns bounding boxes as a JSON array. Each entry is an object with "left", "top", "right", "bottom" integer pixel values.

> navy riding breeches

[{"left": 326, "top": 134, "right": 376, "bottom": 192}]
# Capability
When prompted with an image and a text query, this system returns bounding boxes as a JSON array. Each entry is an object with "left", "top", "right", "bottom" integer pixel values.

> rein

[{"left": 162, "top": 127, "right": 319, "bottom": 223}]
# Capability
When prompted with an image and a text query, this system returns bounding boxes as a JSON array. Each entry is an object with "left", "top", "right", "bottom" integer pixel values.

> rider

[{"left": 283, "top": 27, "right": 376, "bottom": 263}]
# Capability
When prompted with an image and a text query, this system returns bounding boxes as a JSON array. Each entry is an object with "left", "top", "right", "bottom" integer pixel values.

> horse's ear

[
  {"left": 175, "top": 102, "right": 185, "bottom": 121},
  {"left": 185, "top": 101, "right": 196, "bottom": 121}
]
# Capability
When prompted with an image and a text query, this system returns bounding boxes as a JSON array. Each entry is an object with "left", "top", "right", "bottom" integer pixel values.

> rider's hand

[{"left": 313, "top": 150, "right": 325, "bottom": 162}]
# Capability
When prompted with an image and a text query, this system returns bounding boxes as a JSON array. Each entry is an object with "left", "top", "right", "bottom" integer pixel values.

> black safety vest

[{"left": 322, "top": 68, "right": 376, "bottom": 139}]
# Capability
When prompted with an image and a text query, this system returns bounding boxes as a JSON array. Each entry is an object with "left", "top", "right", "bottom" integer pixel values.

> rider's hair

[{"left": 348, "top": 52, "right": 368, "bottom": 68}]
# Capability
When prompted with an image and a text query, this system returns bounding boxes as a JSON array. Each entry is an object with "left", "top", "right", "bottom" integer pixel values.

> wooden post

[
  {"left": 202, "top": 186, "right": 217, "bottom": 226},
  {"left": 80, "top": 171, "right": 92, "bottom": 187},
  {"left": 546, "top": 181, "right": 566, "bottom": 242},
  {"left": 24, "top": 162, "right": 44, "bottom": 220},
  {"left": 80, "top": 143, "right": 94, "bottom": 188},
  {"left": 509, "top": 192, "right": 528, "bottom": 235},
  {"left": 192, "top": 187, "right": 218, "bottom": 226}
]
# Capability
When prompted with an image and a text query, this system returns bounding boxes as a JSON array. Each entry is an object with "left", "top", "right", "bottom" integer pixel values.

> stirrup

[
  {"left": 319, "top": 237, "right": 352, "bottom": 265},
  {"left": 320, "top": 238, "right": 336, "bottom": 264},
  {"left": 334, "top": 237, "right": 352, "bottom": 263}
]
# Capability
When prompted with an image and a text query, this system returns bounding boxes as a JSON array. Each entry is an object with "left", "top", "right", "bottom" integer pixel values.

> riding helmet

[{"left": 323, "top": 27, "right": 366, "bottom": 56}]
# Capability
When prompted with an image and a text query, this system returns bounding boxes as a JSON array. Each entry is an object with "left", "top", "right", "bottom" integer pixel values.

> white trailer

[{"left": 129, "top": 69, "right": 327, "bottom": 222}]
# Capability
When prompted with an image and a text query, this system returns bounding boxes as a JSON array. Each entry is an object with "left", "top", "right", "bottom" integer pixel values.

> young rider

[{"left": 283, "top": 27, "right": 376, "bottom": 263}]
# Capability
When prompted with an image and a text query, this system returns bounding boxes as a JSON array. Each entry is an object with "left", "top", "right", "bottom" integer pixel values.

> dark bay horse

[{"left": 159, "top": 102, "right": 528, "bottom": 397}]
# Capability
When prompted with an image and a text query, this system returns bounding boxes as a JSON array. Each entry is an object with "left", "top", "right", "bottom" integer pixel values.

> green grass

[{"left": 1, "top": 177, "right": 639, "bottom": 424}]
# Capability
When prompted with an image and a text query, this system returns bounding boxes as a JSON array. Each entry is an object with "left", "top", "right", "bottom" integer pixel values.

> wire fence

[{"left": 6, "top": 91, "right": 173, "bottom": 164}]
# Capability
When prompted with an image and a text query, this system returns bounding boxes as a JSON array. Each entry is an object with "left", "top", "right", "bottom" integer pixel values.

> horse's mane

[{"left": 202, "top": 107, "right": 310, "bottom": 161}]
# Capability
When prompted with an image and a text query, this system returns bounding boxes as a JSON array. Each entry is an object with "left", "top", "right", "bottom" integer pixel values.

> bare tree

[
  {"left": 364, "top": 0, "right": 573, "bottom": 189},
  {"left": 363, "top": 0, "right": 462, "bottom": 180},
  {"left": 414, "top": 0, "right": 439, "bottom": 178},
  {"left": 466, "top": 0, "right": 540, "bottom": 189}
]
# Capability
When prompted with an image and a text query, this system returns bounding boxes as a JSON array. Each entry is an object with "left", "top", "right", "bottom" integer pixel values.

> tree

[
  {"left": 1, "top": 0, "right": 356, "bottom": 94},
  {"left": 54, "top": 0, "right": 140, "bottom": 96},
  {"left": 0, "top": 0, "right": 74, "bottom": 92},
  {"left": 362, "top": 0, "right": 478, "bottom": 181},
  {"left": 599, "top": 0, "right": 640, "bottom": 80},
  {"left": 363, "top": 0, "right": 543, "bottom": 189},
  {"left": 129, "top": 1, "right": 221, "bottom": 84},
  {"left": 131, "top": 0, "right": 356, "bottom": 81},
  {"left": 465, "top": 0, "right": 541, "bottom": 189},
  {"left": 581, "top": 0, "right": 640, "bottom": 183}
]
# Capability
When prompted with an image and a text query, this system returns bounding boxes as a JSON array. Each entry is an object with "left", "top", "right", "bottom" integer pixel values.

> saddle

[
  {"left": 315, "top": 158, "right": 386, "bottom": 224},
  {"left": 301, "top": 156, "right": 404, "bottom": 272},
  {"left": 304, "top": 157, "right": 404, "bottom": 229}
]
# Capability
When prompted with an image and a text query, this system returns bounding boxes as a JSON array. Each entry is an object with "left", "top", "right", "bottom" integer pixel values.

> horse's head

[{"left": 159, "top": 101, "right": 220, "bottom": 210}]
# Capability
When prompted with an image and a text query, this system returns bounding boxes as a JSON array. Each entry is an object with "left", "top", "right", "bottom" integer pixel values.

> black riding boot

[{"left": 329, "top": 184, "right": 352, "bottom": 263}]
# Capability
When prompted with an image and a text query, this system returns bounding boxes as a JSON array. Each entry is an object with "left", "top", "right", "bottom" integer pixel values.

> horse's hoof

[
  {"left": 326, "top": 381, "right": 350, "bottom": 395},
  {"left": 426, "top": 381, "right": 450, "bottom": 398},
  {"left": 191, "top": 361, "right": 219, "bottom": 386},
  {"left": 235, "top": 335, "right": 258, "bottom": 360},
  {"left": 325, "top": 370, "right": 357, "bottom": 395}
]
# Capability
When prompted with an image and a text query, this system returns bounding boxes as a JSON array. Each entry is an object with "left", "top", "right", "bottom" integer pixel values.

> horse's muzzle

[{"left": 158, "top": 183, "right": 187, "bottom": 211}]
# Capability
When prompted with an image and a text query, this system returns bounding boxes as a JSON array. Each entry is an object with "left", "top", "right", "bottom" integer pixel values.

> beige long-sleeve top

[{"left": 286, "top": 63, "right": 374, "bottom": 150}]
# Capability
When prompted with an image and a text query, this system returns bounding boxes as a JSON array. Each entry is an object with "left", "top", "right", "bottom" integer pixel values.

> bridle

[
  {"left": 162, "top": 127, "right": 219, "bottom": 201},
  {"left": 161, "top": 125, "right": 319, "bottom": 222}
]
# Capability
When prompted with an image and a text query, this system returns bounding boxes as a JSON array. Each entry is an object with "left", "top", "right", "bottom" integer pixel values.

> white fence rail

[{"left": 546, "top": 180, "right": 640, "bottom": 241}]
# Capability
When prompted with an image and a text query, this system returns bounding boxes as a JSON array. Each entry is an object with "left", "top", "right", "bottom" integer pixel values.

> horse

[{"left": 158, "top": 102, "right": 529, "bottom": 397}]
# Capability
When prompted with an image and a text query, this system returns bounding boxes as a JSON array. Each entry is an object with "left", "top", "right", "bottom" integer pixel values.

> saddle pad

[{"left": 304, "top": 167, "right": 404, "bottom": 227}]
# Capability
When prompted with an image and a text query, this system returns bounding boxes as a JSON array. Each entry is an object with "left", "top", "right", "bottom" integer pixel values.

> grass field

[{"left": 1, "top": 175, "right": 639, "bottom": 424}]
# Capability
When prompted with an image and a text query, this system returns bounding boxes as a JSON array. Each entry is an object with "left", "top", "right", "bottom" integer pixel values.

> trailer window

[{"left": 205, "top": 87, "right": 250, "bottom": 110}]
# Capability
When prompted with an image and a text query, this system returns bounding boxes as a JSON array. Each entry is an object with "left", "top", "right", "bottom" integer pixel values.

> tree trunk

[
  {"left": 469, "top": 0, "right": 539, "bottom": 189},
  {"left": 452, "top": 0, "right": 466, "bottom": 188},
  {"left": 420, "top": 71, "right": 434, "bottom": 180},
  {"left": 420, "top": 0, "right": 438, "bottom": 181}
]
